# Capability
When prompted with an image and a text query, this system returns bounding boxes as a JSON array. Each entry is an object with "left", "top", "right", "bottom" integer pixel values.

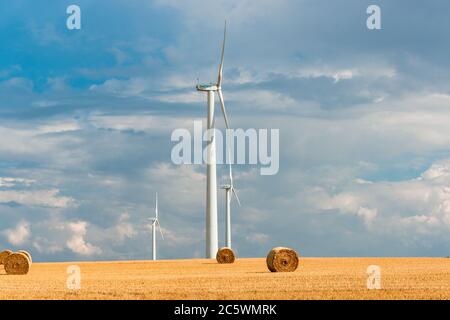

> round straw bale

[
  {"left": 266, "top": 247, "right": 299, "bottom": 272},
  {"left": 4, "top": 252, "right": 30, "bottom": 275},
  {"left": 17, "top": 250, "right": 32, "bottom": 264},
  {"left": 0, "top": 250, "right": 12, "bottom": 265},
  {"left": 216, "top": 247, "right": 236, "bottom": 264}
]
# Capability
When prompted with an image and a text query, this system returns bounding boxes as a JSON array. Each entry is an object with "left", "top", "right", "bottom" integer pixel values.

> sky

[{"left": 1, "top": 0, "right": 450, "bottom": 261}]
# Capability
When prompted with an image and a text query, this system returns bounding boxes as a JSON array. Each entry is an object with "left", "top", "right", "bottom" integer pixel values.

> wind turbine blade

[
  {"left": 156, "top": 221, "right": 164, "bottom": 240},
  {"left": 217, "top": 20, "right": 226, "bottom": 87},
  {"left": 217, "top": 89, "right": 230, "bottom": 129},
  {"left": 232, "top": 187, "right": 241, "bottom": 207},
  {"left": 155, "top": 192, "right": 158, "bottom": 219},
  {"left": 228, "top": 150, "right": 233, "bottom": 186}
]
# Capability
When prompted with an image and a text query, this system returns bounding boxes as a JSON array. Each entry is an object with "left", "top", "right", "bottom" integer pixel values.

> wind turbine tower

[
  {"left": 150, "top": 193, "right": 164, "bottom": 260},
  {"left": 221, "top": 158, "right": 240, "bottom": 248},
  {"left": 196, "top": 22, "right": 230, "bottom": 258}
]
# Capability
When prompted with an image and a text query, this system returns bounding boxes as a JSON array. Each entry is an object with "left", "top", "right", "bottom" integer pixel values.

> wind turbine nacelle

[
  {"left": 220, "top": 184, "right": 232, "bottom": 189},
  {"left": 196, "top": 83, "right": 219, "bottom": 92}
]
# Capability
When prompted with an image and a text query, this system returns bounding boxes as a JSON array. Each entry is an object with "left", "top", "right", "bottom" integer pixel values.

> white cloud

[
  {"left": 66, "top": 221, "right": 101, "bottom": 256},
  {"left": 353, "top": 178, "right": 373, "bottom": 185},
  {"left": 315, "top": 191, "right": 377, "bottom": 226},
  {"left": 332, "top": 70, "right": 354, "bottom": 83},
  {"left": 0, "top": 177, "right": 35, "bottom": 188},
  {"left": 285, "top": 67, "right": 358, "bottom": 82},
  {"left": 31, "top": 100, "right": 60, "bottom": 108},
  {"left": 3, "top": 221, "right": 30, "bottom": 246},
  {"left": 155, "top": 91, "right": 203, "bottom": 104},
  {"left": 227, "top": 89, "right": 298, "bottom": 110},
  {"left": 33, "top": 236, "right": 64, "bottom": 254},
  {"left": 89, "top": 114, "right": 197, "bottom": 133},
  {"left": 31, "top": 214, "right": 138, "bottom": 256},
  {"left": 0, "top": 77, "right": 33, "bottom": 90},
  {"left": 146, "top": 163, "right": 205, "bottom": 213},
  {"left": 153, "top": 0, "right": 295, "bottom": 38},
  {"left": 421, "top": 162, "right": 450, "bottom": 180},
  {"left": 245, "top": 233, "right": 269, "bottom": 245},
  {"left": 0, "top": 124, "right": 82, "bottom": 159},
  {"left": 89, "top": 77, "right": 149, "bottom": 98},
  {"left": 0, "top": 189, "right": 74, "bottom": 208},
  {"left": 307, "top": 158, "right": 450, "bottom": 232},
  {"left": 154, "top": 87, "right": 300, "bottom": 110},
  {"left": 290, "top": 65, "right": 395, "bottom": 82},
  {"left": 115, "top": 212, "right": 136, "bottom": 241},
  {"left": 36, "top": 120, "right": 81, "bottom": 134},
  {"left": 356, "top": 207, "right": 378, "bottom": 226},
  {"left": 29, "top": 22, "right": 65, "bottom": 46},
  {"left": 159, "top": 227, "right": 198, "bottom": 247},
  {"left": 360, "top": 94, "right": 450, "bottom": 149}
]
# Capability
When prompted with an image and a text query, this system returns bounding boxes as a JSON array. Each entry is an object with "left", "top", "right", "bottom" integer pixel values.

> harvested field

[{"left": 1, "top": 258, "right": 450, "bottom": 299}]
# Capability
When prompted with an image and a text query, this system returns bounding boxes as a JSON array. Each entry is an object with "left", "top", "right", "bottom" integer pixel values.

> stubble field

[{"left": 1, "top": 258, "right": 450, "bottom": 299}]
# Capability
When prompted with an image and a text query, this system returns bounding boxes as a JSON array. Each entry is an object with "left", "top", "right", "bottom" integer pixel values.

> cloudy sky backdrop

[{"left": 1, "top": 0, "right": 450, "bottom": 261}]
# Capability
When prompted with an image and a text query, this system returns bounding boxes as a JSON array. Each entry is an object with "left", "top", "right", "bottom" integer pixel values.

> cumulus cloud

[
  {"left": 0, "top": 177, "right": 35, "bottom": 188},
  {"left": 33, "top": 237, "right": 64, "bottom": 254},
  {"left": 89, "top": 77, "right": 150, "bottom": 98},
  {"left": 315, "top": 191, "right": 378, "bottom": 226},
  {"left": 36, "top": 121, "right": 81, "bottom": 134},
  {"left": 0, "top": 189, "right": 74, "bottom": 208},
  {"left": 146, "top": 163, "right": 205, "bottom": 213},
  {"left": 154, "top": 0, "right": 292, "bottom": 29},
  {"left": 88, "top": 113, "right": 197, "bottom": 133},
  {"left": 0, "top": 77, "right": 33, "bottom": 90},
  {"left": 66, "top": 221, "right": 101, "bottom": 256},
  {"left": 307, "top": 159, "right": 450, "bottom": 234},
  {"left": 159, "top": 227, "right": 198, "bottom": 247},
  {"left": 227, "top": 89, "right": 298, "bottom": 110},
  {"left": 3, "top": 221, "right": 30, "bottom": 246},
  {"left": 115, "top": 212, "right": 136, "bottom": 241},
  {"left": 245, "top": 233, "right": 269, "bottom": 244},
  {"left": 421, "top": 162, "right": 450, "bottom": 180},
  {"left": 31, "top": 214, "right": 138, "bottom": 257}
]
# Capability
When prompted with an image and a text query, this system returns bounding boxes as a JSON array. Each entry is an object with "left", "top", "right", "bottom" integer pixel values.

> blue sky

[{"left": 1, "top": 0, "right": 450, "bottom": 261}]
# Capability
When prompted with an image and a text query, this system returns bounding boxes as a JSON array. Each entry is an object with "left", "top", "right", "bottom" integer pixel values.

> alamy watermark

[
  {"left": 66, "top": 5, "right": 81, "bottom": 30},
  {"left": 171, "top": 121, "right": 279, "bottom": 175},
  {"left": 366, "top": 5, "right": 381, "bottom": 30},
  {"left": 66, "top": 265, "right": 81, "bottom": 290},
  {"left": 366, "top": 265, "right": 381, "bottom": 290}
]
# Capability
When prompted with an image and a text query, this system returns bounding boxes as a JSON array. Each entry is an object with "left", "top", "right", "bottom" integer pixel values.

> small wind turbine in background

[
  {"left": 221, "top": 154, "right": 240, "bottom": 249},
  {"left": 149, "top": 193, "right": 164, "bottom": 260}
]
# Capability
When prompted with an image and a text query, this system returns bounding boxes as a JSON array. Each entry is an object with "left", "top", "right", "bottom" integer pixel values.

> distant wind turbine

[
  {"left": 196, "top": 21, "right": 231, "bottom": 258},
  {"left": 221, "top": 155, "right": 240, "bottom": 248},
  {"left": 149, "top": 193, "right": 164, "bottom": 260}
]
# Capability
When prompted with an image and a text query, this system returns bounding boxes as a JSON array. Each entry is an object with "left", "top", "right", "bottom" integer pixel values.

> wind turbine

[
  {"left": 196, "top": 21, "right": 230, "bottom": 258},
  {"left": 221, "top": 155, "right": 240, "bottom": 248},
  {"left": 149, "top": 193, "right": 164, "bottom": 260}
]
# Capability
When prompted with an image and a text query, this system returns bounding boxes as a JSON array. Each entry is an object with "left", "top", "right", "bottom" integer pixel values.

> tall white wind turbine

[
  {"left": 221, "top": 155, "right": 240, "bottom": 248},
  {"left": 149, "top": 193, "right": 164, "bottom": 260},
  {"left": 196, "top": 21, "right": 231, "bottom": 258}
]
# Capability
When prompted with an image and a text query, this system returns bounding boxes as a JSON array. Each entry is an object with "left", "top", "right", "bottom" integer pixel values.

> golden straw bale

[
  {"left": 17, "top": 250, "right": 32, "bottom": 264},
  {"left": 0, "top": 250, "right": 12, "bottom": 265},
  {"left": 4, "top": 252, "right": 30, "bottom": 275},
  {"left": 266, "top": 247, "right": 299, "bottom": 272},
  {"left": 216, "top": 247, "right": 236, "bottom": 264}
]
